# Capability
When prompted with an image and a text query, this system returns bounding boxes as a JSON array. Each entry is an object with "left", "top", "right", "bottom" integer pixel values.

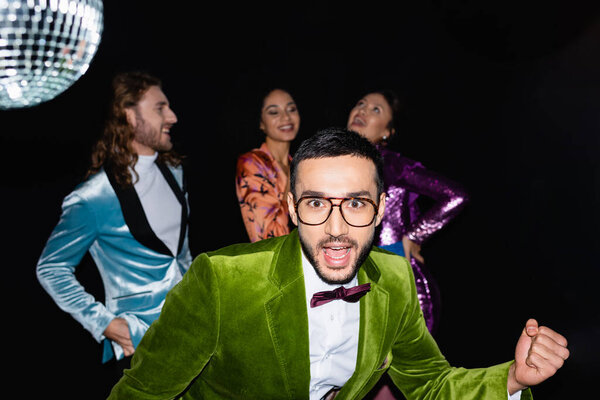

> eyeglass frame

[{"left": 293, "top": 196, "right": 380, "bottom": 227}]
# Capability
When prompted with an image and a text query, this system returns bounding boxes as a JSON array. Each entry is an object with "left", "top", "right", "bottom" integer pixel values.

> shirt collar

[{"left": 133, "top": 152, "right": 159, "bottom": 174}]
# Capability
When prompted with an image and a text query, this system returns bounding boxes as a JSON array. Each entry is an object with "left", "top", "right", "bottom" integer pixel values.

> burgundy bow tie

[{"left": 310, "top": 283, "right": 371, "bottom": 308}]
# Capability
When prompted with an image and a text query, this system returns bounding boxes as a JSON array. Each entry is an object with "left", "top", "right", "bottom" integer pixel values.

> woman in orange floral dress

[{"left": 235, "top": 89, "right": 300, "bottom": 242}]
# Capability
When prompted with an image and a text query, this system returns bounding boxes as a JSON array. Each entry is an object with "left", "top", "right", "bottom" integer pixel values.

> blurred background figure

[
  {"left": 348, "top": 90, "right": 469, "bottom": 400},
  {"left": 347, "top": 89, "right": 469, "bottom": 333},
  {"left": 236, "top": 88, "right": 301, "bottom": 242},
  {"left": 36, "top": 71, "right": 192, "bottom": 395}
]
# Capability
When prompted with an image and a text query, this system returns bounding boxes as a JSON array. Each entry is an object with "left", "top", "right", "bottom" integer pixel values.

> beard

[
  {"left": 299, "top": 230, "right": 375, "bottom": 285},
  {"left": 133, "top": 112, "right": 172, "bottom": 152}
]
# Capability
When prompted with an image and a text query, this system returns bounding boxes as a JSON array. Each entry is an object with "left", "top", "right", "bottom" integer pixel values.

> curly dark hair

[
  {"left": 370, "top": 89, "right": 404, "bottom": 143},
  {"left": 86, "top": 71, "right": 183, "bottom": 186}
]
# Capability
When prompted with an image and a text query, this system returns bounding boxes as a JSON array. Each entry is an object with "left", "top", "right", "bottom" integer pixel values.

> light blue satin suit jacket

[{"left": 36, "top": 161, "right": 192, "bottom": 362}]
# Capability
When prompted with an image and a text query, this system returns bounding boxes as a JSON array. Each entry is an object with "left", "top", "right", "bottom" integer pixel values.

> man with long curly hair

[{"left": 36, "top": 71, "right": 192, "bottom": 381}]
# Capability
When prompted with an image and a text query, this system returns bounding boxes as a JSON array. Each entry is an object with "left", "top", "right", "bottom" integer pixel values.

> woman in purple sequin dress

[
  {"left": 348, "top": 90, "right": 468, "bottom": 400},
  {"left": 347, "top": 90, "right": 469, "bottom": 335}
]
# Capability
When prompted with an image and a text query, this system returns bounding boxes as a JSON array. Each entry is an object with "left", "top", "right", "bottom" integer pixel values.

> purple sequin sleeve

[
  {"left": 378, "top": 147, "right": 469, "bottom": 246},
  {"left": 401, "top": 163, "right": 469, "bottom": 244}
]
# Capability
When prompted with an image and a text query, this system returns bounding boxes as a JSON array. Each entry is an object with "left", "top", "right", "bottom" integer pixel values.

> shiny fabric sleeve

[
  {"left": 386, "top": 258, "right": 533, "bottom": 400},
  {"left": 107, "top": 253, "right": 219, "bottom": 399},
  {"left": 235, "top": 151, "right": 289, "bottom": 242},
  {"left": 398, "top": 164, "right": 469, "bottom": 245},
  {"left": 36, "top": 192, "right": 115, "bottom": 342},
  {"left": 181, "top": 241, "right": 193, "bottom": 273}
]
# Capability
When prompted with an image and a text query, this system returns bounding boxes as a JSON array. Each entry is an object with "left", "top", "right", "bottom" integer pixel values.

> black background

[{"left": 2, "top": 0, "right": 598, "bottom": 398}]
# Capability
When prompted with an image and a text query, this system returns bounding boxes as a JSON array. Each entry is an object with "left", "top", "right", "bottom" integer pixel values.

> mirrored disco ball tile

[{"left": 0, "top": 0, "right": 103, "bottom": 109}]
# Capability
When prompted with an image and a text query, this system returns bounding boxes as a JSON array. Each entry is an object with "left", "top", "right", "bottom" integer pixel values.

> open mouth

[
  {"left": 351, "top": 116, "right": 366, "bottom": 127},
  {"left": 278, "top": 124, "right": 294, "bottom": 132},
  {"left": 161, "top": 124, "right": 176, "bottom": 140},
  {"left": 322, "top": 245, "right": 352, "bottom": 266}
]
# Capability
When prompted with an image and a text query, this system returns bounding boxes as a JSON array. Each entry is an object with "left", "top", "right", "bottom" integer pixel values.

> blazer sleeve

[
  {"left": 398, "top": 163, "right": 469, "bottom": 245},
  {"left": 108, "top": 252, "right": 220, "bottom": 399},
  {"left": 180, "top": 241, "right": 193, "bottom": 273},
  {"left": 36, "top": 192, "right": 115, "bottom": 342},
  {"left": 235, "top": 152, "right": 289, "bottom": 242},
  {"left": 386, "top": 259, "right": 532, "bottom": 400}
]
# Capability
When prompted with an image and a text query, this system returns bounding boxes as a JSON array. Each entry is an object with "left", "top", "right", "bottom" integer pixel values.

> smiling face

[
  {"left": 127, "top": 85, "right": 178, "bottom": 155},
  {"left": 259, "top": 89, "right": 300, "bottom": 143},
  {"left": 287, "top": 155, "right": 386, "bottom": 284},
  {"left": 347, "top": 93, "right": 394, "bottom": 144}
]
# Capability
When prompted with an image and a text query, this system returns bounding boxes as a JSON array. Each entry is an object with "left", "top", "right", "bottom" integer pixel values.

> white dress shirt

[
  {"left": 301, "top": 249, "right": 521, "bottom": 400},
  {"left": 132, "top": 153, "right": 182, "bottom": 260},
  {"left": 302, "top": 251, "right": 361, "bottom": 400}
]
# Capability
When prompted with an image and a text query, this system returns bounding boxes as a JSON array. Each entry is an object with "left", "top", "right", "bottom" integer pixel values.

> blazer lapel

[
  {"left": 155, "top": 160, "right": 188, "bottom": 255},
  {"left": 336, "top": 255, "right": 390, "bottom": 399},
  {"left": 264, "top": 230, "right": 311, "bottom": 399},
  {"left": 104, "top": 165, "right": 172, "bottom": 256}
]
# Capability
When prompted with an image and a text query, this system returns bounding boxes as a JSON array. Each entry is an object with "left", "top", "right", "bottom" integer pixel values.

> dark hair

[
  {"left": 370, "top": 89, "right": 403, "bottom": 141},
  {"left": 256, "top": 87, "right": 297, "bottom": 131},
  {"left": 290, "top": 127, "right": 384, "bottom": 197},
  {"left": 87, "top": 71, "right": 182, "bottom": 186}
]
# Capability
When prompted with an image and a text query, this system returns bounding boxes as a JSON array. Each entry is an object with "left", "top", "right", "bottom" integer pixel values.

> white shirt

[
  {"left": 301, "top": 249, "right": 521, "bottom": 400},
  {"left": 302, "top": 251, "right": 360, "bottom": 400},
  {"left": 132, "top": 153, "right": 182, "bottom": 259},
  {"left": 509, "top": 390, "right": 522, "bottom": 400}
]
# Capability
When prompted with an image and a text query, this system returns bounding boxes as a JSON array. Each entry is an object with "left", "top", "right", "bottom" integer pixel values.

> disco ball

[{"left": 0, "top": 0, "right": 103, "bottom": 109}]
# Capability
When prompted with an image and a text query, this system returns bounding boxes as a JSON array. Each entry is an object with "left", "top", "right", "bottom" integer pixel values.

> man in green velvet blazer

[{"left": 108, "top": 128, "right": 569, "bottom": 399}]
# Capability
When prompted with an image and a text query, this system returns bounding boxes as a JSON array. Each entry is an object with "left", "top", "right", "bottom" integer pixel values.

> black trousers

[{"left": 101, "top": 355, "right": 131, "bottom": 397}]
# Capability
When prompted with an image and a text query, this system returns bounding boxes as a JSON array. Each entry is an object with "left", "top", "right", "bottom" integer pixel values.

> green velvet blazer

[{"left": 108, "top": 229, "right": 532, "bottom": 399}]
